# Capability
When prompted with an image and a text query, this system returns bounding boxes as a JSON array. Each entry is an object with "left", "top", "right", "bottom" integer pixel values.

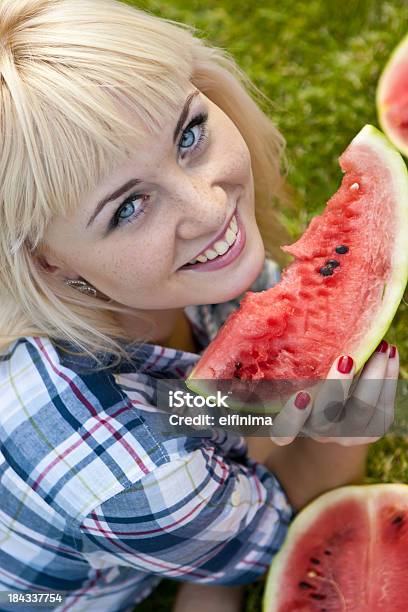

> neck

[
  {"left": 161, "top": 309, "right": 198, "bottom": 353},
  {"left": 115, "top": 307, "right": 198, "bottom": 353}
]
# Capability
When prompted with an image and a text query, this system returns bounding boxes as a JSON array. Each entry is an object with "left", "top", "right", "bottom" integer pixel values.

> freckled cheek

[{"left": 95, "top": 243, "right": 169, "bottom": 290}]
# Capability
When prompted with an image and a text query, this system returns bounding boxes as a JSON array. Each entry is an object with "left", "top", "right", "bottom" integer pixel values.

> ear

[
  {"left": 35, "top": 251, "right": 77, "bottom": 280},
  {"left": 37, "top": 254, "right": 59, "bottom": 274}
]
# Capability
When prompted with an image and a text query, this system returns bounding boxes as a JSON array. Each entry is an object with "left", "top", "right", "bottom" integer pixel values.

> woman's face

[{"left": 41, "top": 85, "right": 266, "bottom": 333}]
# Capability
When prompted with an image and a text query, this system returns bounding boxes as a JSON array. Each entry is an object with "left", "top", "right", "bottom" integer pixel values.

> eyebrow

[{"left": 86, "top": 90, "right": 200, "bottom": 228}]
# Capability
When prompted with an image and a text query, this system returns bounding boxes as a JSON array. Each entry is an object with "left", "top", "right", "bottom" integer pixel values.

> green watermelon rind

[
  {"left": 262, "top": 483, "right": 408, "bottom": 612},
  {"left": 186, "top": 125, "right": 408, "bottom": 411},
  {"left": 184, "top": 378, "right": 285, "bottom": 414},
  {"left": 377, "top": 33, "right": 408, "bottom": 158},
  {"left": 349, "top": 125, "right": 408, "bottom": 373},
  {"left": 185, "top": 372, "right": 285, "bottom": 413}
]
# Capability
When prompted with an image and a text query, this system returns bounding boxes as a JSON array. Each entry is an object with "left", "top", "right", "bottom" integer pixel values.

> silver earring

[{"left": 64, "top": 279, "right": 97, "bottom": 297}]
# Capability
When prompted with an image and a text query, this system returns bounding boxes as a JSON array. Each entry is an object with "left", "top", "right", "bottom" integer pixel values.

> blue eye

[
  {"left": 118, "top": 201, "right": 136, "bottom": 220},
  {"left": 109, "top": 111, "right": 209, "bottom": 231},
  {"left": 179, "top": 112, "right": 209, "bottom": 153},
  {"left": 180, "top": 130, "right": 195, "bottom": 148},
  {"left": 110, "top": 194, "right": 148, "bottom": 230}
]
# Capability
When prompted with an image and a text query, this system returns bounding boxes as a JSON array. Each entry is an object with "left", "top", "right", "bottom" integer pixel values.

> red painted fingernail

[
  {"left": 294, "top": 391, "right": 311, "bottom": 409},
  {"left": 375, "top": 340, "right": 388, "bottom": 353},
  {"left": 389, "top": 345, "right": 397, "bottom": 359},
  {"left": 337, "top": 355, "right": 354, "bottom": 374}
]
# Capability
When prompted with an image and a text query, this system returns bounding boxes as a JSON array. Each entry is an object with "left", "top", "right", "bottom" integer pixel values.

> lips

[
  {"left": 178, "top": 207, "right": 246, "bottom": 272},
  {"left": 183, "top": 207, "right": 237, "bottom": 266}
]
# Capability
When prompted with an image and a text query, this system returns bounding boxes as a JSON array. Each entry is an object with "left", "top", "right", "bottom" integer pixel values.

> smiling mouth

[{"left": 181, "top": 209, "right": 238, "bottom": 267}]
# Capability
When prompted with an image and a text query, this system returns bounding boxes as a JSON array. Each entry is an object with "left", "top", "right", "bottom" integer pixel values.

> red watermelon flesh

[
  {"left": 263, "top": 484, "right": 408, "bottom": 611},
  {"left": 186, "top": 125, "right": 408, "bottom": 405},
  {"left": 377, "top": 33, "right": 408, "bottom": 157}
]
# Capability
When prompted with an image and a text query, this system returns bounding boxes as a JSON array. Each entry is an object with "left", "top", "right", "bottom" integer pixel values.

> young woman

[{"left": 0, "top": 0, "right": 399, "bottom": 610}]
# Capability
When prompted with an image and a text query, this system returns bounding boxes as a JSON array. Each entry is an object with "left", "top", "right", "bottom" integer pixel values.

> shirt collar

[{"left": 55, "top": 306, "right": 207, "bottom": 377}]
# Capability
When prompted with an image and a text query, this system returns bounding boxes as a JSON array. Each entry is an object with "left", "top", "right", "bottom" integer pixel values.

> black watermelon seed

[
  {"left": 319, "top": 267, "right": 334, "bottom": 276},
  {"left": 326, "top": 259, "right": 340, "bottom": 268},
  {"left": 299, "top": 581, "right": 313, "bottom": 590},
  {"left": 335, "top": 245, "right": 349, "bottom": 254},
  {"left": 310, "top": 557, "right": 320, "bottom": 564},
  {"left": 324, "top": 549, "right": 332, "bottom": 555},
  {"left": 310, "top": 593, "right": 326, "bottom": 600},
  {"left": 235, "top": 361, "right": 242, "bottom": 369},
  {"left": 392, "top": 515, "right": 403, "bottom": 524}
]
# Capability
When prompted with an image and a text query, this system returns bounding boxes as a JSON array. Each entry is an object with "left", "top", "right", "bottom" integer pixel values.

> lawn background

[{"left": 122, "top": 0, "right": 408, "bottom": 609}]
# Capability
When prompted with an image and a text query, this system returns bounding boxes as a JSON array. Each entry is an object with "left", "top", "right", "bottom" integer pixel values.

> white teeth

[
  {"left": 186, "top": 214, "right": 239, "bottom": 265},
  {"left": 205, "top": 248, "right": 218, "bottom": 260},
  {"left": 225, "top": 228, "right": 237, "bottom": 246},
  {"left": 229, "top": 215, "right": 238, "bottom": 233},
  {"left": 213, "top": 240, "right": 229, "bottom": 256}
]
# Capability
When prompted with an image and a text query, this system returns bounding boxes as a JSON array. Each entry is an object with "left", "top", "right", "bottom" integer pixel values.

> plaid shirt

[{"left": 0, "top": 258, "right": 293, "bottom": 612}]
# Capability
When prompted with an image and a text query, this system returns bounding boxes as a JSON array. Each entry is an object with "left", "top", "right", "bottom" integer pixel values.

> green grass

[{"left": 124, "top": 0, "right": 408, "bottom": 609}]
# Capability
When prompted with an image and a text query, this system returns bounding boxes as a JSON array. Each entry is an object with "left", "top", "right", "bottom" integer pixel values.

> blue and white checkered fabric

[{"left": 0, "top": 258, "right": 293, "bottom": 611}]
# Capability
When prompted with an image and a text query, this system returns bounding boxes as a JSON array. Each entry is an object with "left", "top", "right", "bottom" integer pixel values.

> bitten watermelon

[
  {"left": 186, "top": 125, "right": 408, "bottom": 408},
  {"left": 377, "top": 33, "right": 408, "bottom": 157},
  {"left": 263, "top": 484, "right": 408, "bottom": 611}
]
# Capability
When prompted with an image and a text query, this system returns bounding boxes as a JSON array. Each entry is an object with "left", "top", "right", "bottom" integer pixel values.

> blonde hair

[{"left": 0, "top": 0, "right": 293, "bottom": 367}]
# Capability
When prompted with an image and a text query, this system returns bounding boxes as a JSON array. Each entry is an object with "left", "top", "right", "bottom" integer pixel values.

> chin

[{"left": 211, "top": 231, "right": 266, "bottom": 304}]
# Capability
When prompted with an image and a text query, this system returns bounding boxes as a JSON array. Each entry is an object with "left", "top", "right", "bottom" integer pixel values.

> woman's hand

[{"left": 270, "top": 341, "right": 399, "bottom": 446}]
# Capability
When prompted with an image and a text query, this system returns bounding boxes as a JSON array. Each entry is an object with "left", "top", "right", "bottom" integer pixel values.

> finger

[
  {"left": 270, "top": 390, "right": 313, "bottom": 445},
  {"left": 366, "top": 345, "right": 399, "bottom": 438},
  {"left": 347, "top": 367, "right": 364, "bottom": 399},
  {"left": 343, "top": 340, "right": 391, "bottom": 435},
  {"left": 306, "top": 354, "right": 356, "bottom": 434},
  {"left": 352, "top": 340, "right": 390, "bottom": 407}
]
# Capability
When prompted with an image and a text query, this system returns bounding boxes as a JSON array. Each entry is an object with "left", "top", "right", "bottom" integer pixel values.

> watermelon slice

[
  {"left": 263, "top": 484, "right": 408, "bottom": 611},
  {"left": 377, "top": 34, "right": 408, "bottom": 157},
  {"left": 186, "top": 125, "right": 408, "bottom": 409}
]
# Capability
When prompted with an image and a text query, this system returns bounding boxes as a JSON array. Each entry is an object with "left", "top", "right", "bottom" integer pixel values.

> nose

[{"left": 173, "top": 176, "right": 229, "bottom": 241}]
